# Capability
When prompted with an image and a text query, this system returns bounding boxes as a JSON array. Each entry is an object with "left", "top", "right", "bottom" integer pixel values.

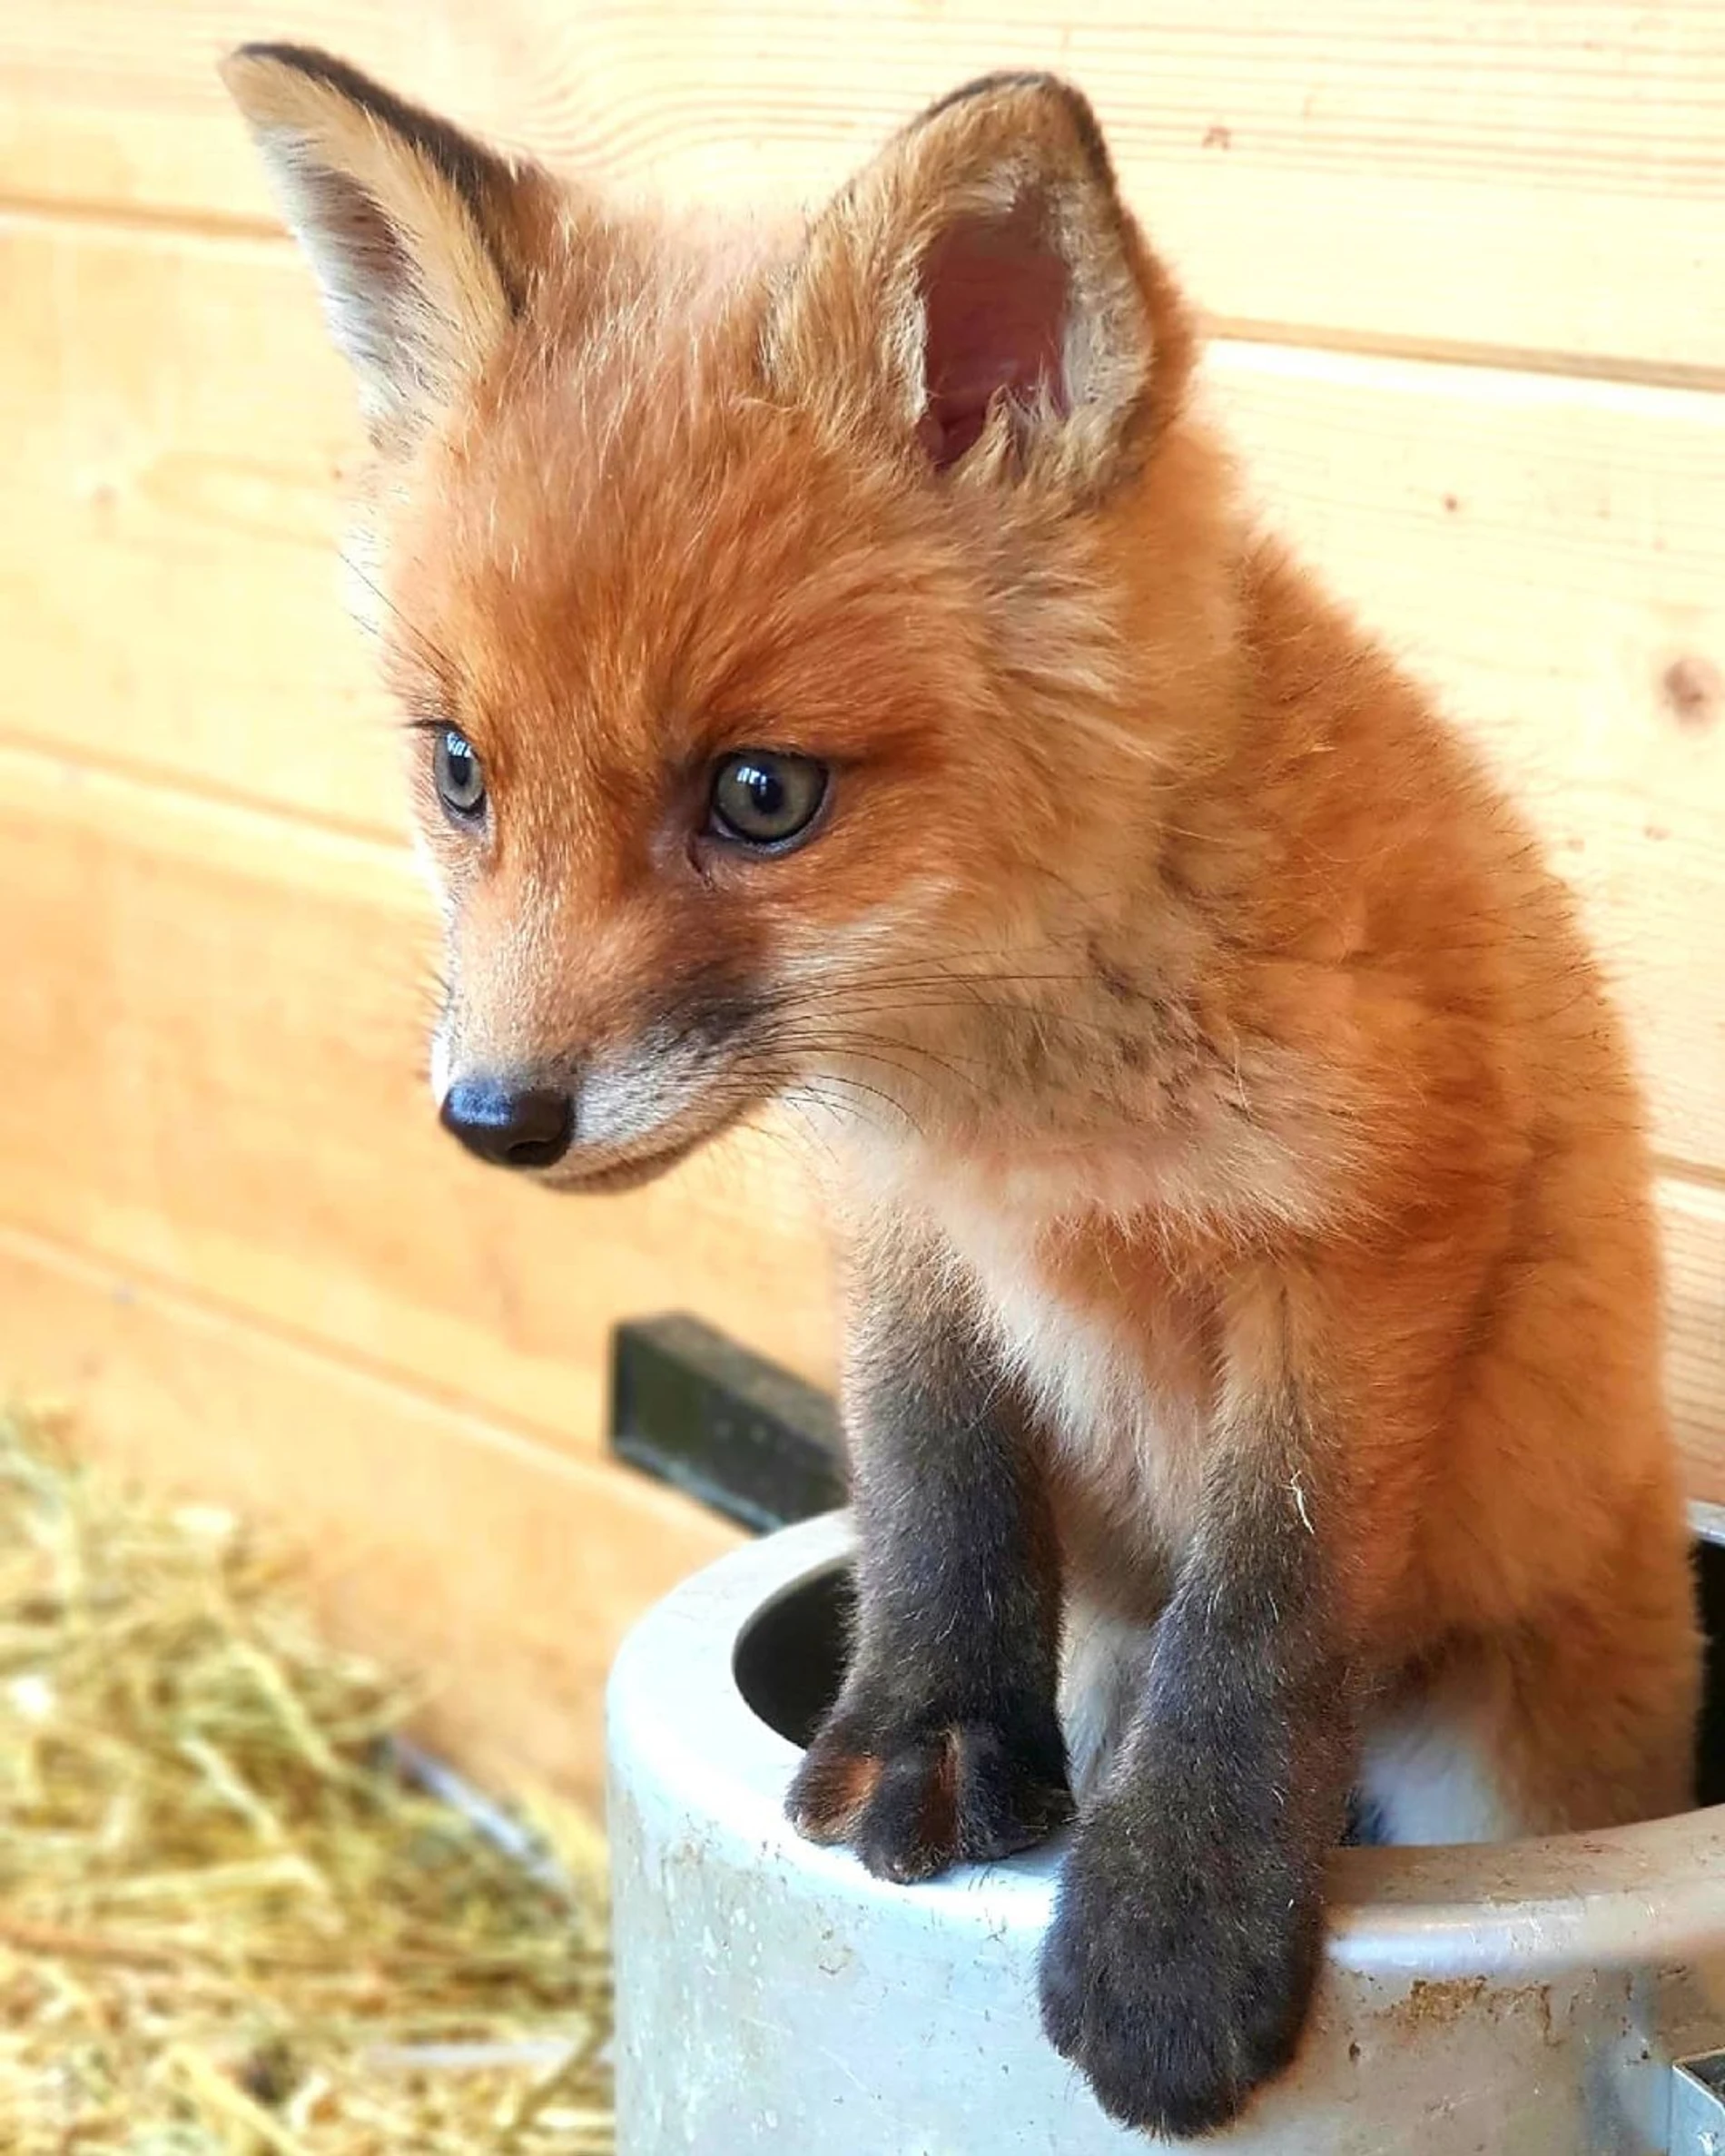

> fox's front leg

[
  {"left": 787, "top": 1226, "right": 1070, "bottom": 1881},
  {"left": 1040, "top": 1346, "right": 1355, "bottom": 2140}
]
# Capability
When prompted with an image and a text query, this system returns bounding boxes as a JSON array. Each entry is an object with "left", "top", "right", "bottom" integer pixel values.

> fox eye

[
  {"left": 434, "top": 728, "right": 486, "bottom": 821},
  {"left": 707, "top": 751, "right": 828, "bottom": 852}
]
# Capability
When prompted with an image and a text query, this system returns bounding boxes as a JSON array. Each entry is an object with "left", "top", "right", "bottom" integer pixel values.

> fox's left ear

[
  {"left": 764, "top": 73, "right": 1188, "bottom": 492},
  {"left": 222, "top": 44, "right": 557, "bottom": 446}
]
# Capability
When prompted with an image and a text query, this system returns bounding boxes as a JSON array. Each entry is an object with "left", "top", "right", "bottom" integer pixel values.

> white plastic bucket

[{"left": 609, "top": 1511, "right": 1725, "bottom": 2153}]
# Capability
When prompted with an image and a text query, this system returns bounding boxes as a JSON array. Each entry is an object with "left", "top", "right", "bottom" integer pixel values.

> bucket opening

[{"left": 734, "top": 1537, "right": 1725, "bottom": 1808}]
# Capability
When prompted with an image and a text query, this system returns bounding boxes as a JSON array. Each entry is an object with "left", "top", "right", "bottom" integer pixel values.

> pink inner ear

[{"left": 916, "top": 207, "right": 1071, "bottom": 470}]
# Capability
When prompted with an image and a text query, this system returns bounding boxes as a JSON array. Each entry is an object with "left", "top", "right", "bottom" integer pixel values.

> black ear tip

[
  {"left": 914, "top": 71, "right": 1115, "bottom": 189},
  {"left": 223, "top": 40, "right": 331, "bottom": 75},
  {"left": 221, "top": 41, "right": 392, "bottom": 103},
  {"left": 917, "top": 70, "right": 1095, "bottom": 122},
  {"left": 216, "top": 42, "right": 509, "bottom": 237},
  {"left": 219, "top": 42, "right": 344, "bottom": 110},
  {"left": 227, "top": 39, "right": 308, "bottom": 64},
  {"left": 921, "top": 69, "right": 1071, "bottom": 115}
]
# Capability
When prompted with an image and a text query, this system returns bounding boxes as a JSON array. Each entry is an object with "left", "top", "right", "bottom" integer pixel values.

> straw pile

[{"left": 0, "top": 1406, "right": 614, "bottom": 2153}]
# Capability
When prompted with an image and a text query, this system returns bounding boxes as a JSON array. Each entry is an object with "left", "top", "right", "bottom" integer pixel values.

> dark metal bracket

[{"left": 607, "top": 1314, "right": 845, "bottom": 1534}]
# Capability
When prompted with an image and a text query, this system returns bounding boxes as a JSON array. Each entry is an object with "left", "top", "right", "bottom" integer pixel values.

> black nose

[{"left": 439, "top": 1076, "right": 574, "bottom": 1169}]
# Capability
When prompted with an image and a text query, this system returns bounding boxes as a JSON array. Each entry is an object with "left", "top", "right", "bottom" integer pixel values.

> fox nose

[{"left": 439, "top": 1076, "right": 574, "bottom": 1170}]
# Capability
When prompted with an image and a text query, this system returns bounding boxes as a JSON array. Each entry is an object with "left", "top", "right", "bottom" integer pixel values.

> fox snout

[
  {"left": 439, "top": 1076, "right": 574, "bottom": 1170},
  {"left": 435, "top": 1057, "right": 715, "bottom": 1189},
  {"left": 431, "top": 992, "right": 773, "bottom": 1191}
]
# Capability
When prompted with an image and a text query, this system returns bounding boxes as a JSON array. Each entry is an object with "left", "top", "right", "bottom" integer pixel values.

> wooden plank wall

[{"left": 2, "top": 4, "right": 1722, "bottom": 1798}]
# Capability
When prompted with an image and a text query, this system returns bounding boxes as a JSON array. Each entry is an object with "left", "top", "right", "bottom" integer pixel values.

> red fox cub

[{"left": 225, "top": 50, "right": 1700, "bottom": 2137}]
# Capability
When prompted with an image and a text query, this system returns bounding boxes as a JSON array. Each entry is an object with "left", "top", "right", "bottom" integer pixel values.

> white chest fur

[{"left": 928, "top": 1187, "right": 1210, "bottom": 1540}]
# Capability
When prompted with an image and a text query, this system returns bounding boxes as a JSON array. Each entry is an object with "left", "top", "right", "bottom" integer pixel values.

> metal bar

[
  {"left": 1671, "top": 2053, "right": 1725, "bottom": 2153},
  {"left": 607, "top": 1313, "right": 844, "bottom": 1533}
]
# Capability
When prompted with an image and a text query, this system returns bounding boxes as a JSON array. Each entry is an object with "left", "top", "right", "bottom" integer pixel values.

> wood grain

[
  {"left": 0, "top": 1217, "right": 740, "bottom": 1805},
  {"left": 1, "top": 2, "right": 1722, "bottom": 374},
  {"left": 0, "top": 214, "right": 401, "bottom": 839},
  {"left": 5, "top": 216, "right": 1721, "bottom": 1169}
]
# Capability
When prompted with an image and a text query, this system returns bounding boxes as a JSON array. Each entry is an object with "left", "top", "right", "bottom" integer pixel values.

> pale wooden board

[
  {"left": 0, "top": 214, "right": 402, "bottom": 840},
  {"left": 1668, "top": 1178, "right": 1725, "bottom": 1500},
  {"left": 5, "top": 215, "right": 1722, "bottom": 1169},
  {"left": 2, "top": 2, "right": 1723, "bottom": 374},
  {"left": 0, "top": 1218, "right": 741, "bottom": 1805},
  {"left": 0, "top": 741, "right": 1720, "bottom": 1494},
  {"left": 0, "top": 746, "right": 840, "bottom": 1451}
]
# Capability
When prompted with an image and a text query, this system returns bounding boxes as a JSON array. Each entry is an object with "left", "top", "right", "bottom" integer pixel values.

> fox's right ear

[{"left": 221, "top": 44, "right": 556, "bottom": 444}]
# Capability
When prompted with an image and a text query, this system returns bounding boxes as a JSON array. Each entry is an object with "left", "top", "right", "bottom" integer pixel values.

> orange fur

[{"left": 226, "top": 50, "right": 1698, "bottom": 1850}]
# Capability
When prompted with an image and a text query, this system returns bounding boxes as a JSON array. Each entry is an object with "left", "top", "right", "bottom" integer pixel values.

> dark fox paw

[
  {"left": 1038, "top": 1808, "right": 1322, "bottom": 2139},
  {"left": 787, "top": 1704, "right": 1070, "bottom": 1884}
]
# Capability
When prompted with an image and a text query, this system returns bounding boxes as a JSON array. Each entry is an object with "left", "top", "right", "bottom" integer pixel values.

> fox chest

[{"left": 933, "top": 1199, "right": 1215, "bottom": 1552}]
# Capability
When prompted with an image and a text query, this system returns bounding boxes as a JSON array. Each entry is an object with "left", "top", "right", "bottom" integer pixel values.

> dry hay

[{"left": 0, "top": 1406, "right": 613, "bottom": 2153}]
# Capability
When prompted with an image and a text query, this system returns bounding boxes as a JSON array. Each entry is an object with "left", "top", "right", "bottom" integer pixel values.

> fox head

[{"left": 223, "top": 49, "right": 1240, "bottom": 1196}]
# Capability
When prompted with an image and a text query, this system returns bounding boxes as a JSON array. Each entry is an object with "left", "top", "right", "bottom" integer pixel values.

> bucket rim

[{"left": 606, "top": 1508, "right": 1725, "bottom": 1982}]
